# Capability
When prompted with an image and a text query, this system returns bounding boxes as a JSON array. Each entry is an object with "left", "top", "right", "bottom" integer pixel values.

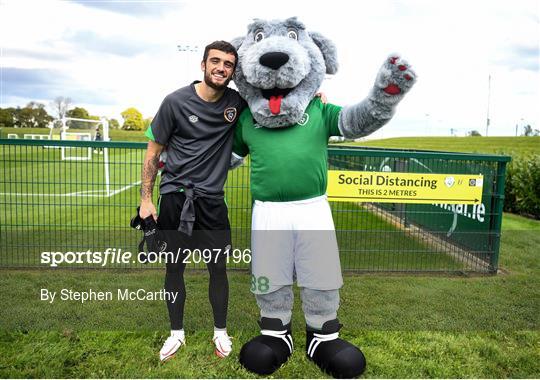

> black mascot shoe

[
  {"left": 239, "top": 317, "right": 293, "bottom": 375},
  {"left": 306, "top": 319, "right": 366, "bottom": 378}
]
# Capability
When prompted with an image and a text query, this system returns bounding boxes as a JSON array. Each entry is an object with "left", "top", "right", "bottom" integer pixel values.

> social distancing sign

[{"left": 327, "top": 170, "right": 483, "bottom": 204}]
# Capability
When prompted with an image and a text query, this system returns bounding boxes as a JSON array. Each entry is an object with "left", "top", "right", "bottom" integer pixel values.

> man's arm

[{"left": 140, "top": 140, "right": 164, "bottom": 220}]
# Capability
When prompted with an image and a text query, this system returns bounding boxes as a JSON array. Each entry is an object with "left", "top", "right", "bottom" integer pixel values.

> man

[
  {"left": 93, "top": 127, "right": 103, "bottom": 154},
  {"left": 139, "top": 40, "right": 246, "bottom": 362}
]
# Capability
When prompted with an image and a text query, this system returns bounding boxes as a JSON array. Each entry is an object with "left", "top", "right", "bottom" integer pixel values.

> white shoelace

[
  {"left": 307, "top": 332, "right": 339, "bottom": 358},
  {"left": 261, "top": 329, "right": 294, "bottom": 353}
]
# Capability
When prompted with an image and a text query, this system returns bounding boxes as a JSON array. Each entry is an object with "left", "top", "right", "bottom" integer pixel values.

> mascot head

[{"left": 231, "top": 17, "right": 338, "bottom": 128}]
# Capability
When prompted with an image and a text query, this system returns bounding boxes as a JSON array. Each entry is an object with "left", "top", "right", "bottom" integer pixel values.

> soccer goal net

[
  {"left": 60, "top": 132, "right": 93, "bottom": 161},
  {"left": 50, "top": 117, "right": 112, "bottom": 195},
  {"left": 50, "top": 117, "right": 109, "bottom": 161}
]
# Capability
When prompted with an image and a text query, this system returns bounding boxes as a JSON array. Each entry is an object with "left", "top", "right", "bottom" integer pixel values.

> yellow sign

[{"left": 327, "top": 170, "right": 483, "bottom": 204}]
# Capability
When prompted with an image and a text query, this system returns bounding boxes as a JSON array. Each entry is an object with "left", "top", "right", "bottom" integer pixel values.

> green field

[
  {"left": 1, "top": 135, "right": 538, "bottom": 377},
  {"left": 0, "top": 215, "right": 538, "bottom": 378},
  {"left": 4, "top": 128, "right": 539, "bottom": 155},
  {"left": 0, "top": 135, "right": 531, "bottom": 271},
  {"left": 1, "top": 127, "right": 148, "bottom": 142},
  {"left": 341, "top": 136, "right": 540, "bottom": 156},
  {"left": 1, "top": 142, "right": 474, "bottom": 272}
]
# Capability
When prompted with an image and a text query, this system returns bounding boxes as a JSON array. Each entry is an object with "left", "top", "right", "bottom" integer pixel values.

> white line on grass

[
  {"left": 108, "top": 181, "right": 142, "bottom": 196},
  {"left": 0, "top": 180, "right": 142, "bottom": 198}
]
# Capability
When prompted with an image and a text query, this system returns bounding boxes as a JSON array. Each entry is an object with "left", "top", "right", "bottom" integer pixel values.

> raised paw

[{"left": 375, "top": 54, "right": 416, "bottom": 98}]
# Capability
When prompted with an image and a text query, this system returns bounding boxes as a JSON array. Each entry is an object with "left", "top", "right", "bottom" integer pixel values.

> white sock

[
  {"left": 171, "top": 329, "right": 185, "bottom": 340},
  {"left": 213, "top": 328, "right": 227, "bottom": 338}
]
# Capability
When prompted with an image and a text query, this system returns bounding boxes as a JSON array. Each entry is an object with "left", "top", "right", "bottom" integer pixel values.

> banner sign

[{"left": 327, "top": 170, "right": 483, "bottom": 204}]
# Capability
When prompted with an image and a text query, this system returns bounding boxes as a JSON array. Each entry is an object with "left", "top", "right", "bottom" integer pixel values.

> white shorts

[{"left": 250, "top": 195, "right": 343, "bottom": 294}]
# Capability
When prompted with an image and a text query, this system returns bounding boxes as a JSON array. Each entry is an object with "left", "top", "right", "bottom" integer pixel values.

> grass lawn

[
  {"left": 1, "top": 144, "right": 472, "bottom": 272},
  {"left": 1, "top": 127, "right": 148, "bottom": 142},
  {"left": 502, "top": 212, "right": 540, "bottom": 231},
  {"left": 1, "top": 134, "right": 538, "bottom": 377},
  {"left": 4, "top": 129, "right": 539, "bottom": 155},
  {"left": 0, "top": 214, "right": 538, "bottom": 378},
  {"left": 339, "top": 136, "right": 540, "bottom": 156}
]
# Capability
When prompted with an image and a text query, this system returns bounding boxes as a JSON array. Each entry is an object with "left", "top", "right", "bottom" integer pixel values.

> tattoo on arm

[{"left": 140, "top": 154, "right": 159, "bottom": 201}]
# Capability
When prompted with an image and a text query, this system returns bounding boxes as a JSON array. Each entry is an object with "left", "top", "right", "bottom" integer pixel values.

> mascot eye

[
  {"left": 287, "top": 30, "right": 298, "bottom": 40},
  {"left": 254, "top": 31, "right": 265, "bottom": 42}
]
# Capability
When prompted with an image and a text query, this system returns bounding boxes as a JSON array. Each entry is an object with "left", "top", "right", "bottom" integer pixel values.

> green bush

[{"left": 504, "top": 154, "right": 540, "bottom": 219}]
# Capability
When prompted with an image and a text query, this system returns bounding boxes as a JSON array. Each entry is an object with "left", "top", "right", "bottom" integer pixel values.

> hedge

[{"left": 504, "top": 154, "right": 540, "bottom": 219}]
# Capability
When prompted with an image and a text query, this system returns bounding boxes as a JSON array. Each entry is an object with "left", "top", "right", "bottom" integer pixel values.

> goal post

[{"left": 54, "top": 116, "right": 111, "bottom": 196}]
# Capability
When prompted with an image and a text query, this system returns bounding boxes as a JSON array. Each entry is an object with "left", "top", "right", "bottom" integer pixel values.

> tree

[
  {"left": 143, "top": 117, "right": 152, "bottom": 130},
  {"left": 30, "top": 102, "right": 53, "bottom": 128},
  {"left": 0, "top": 108, "right": 16, "bottom": 128},
  {"left": 522, "top": 124, "right": 533, "bottom": 136},
  {"left": 109, "top": 118, "right": 120, "bottom": 130},
  {"left": 13, "top": 102, "right": 53, "bottom": 128},
  {"left": 67, "top": 107, "right": 91, "bottom": 120},
  {"left": 50, "top": 97, "right": 72, "bottom": 129},
  {"left": 51, "top": 96, "right": 72, "bottom": 120},
  {"left": 66, "top": 107, "right": 91, "bottom": 129},
  {"left": 121, "top": 107, "right": 144, "bottom": 130},
  {"left": 468, "top": 130, "right": 482, "bottom": 136},
  {"left": 16, "top": 106, "right": 33, "bottom": 128}
]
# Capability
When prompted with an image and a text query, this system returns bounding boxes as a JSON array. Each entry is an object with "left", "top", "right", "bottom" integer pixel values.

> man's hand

[
  {"left": 140, "top": 200, "right": 158, "bottom": 221},
  {"left": 315, "top": 91, "right": 328, "bottom": 104},
  {"left": 230, "top": 153, "right": 244, "bottom": 170}
]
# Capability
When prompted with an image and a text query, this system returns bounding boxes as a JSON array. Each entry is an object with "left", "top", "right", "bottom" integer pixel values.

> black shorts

[{"left": 157, "top": 192, "right": 232, "bottom": 259}]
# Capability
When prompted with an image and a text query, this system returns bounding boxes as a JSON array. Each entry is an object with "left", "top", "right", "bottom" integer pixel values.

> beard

[{"left": 204, "top": 69, "right": 232, "bottom": 90}]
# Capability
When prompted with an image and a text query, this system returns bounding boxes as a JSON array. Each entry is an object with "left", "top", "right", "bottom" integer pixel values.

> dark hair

[{"left": 202, "top": 40, "right": 238, "bottom": 68}]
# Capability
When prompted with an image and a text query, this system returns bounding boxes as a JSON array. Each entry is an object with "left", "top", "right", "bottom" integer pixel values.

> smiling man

[{"left": 140, "top": 41, "right": 246, "bottom": 362}]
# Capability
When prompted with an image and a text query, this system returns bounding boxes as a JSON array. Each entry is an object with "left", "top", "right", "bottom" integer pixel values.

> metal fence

[{"left": 0, "top": 139, "right": 510, "bottom": 273}]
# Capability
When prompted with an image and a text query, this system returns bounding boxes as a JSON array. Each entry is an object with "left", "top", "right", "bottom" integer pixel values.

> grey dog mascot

[{"left": 230, "top": 17, "right": 416, "bottom": 378}]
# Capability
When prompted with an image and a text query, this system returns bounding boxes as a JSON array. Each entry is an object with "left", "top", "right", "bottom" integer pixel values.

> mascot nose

[{"left": 259, "top": 52, "right": 289, "bottom": 70}]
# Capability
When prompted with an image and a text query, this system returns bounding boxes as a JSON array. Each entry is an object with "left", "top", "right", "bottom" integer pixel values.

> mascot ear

[
  {"left": 230, "top": 36, "right": 244, "bottom": 51},
  {"left": 308, "top": 32, "right": 338, "bottom": 75}
]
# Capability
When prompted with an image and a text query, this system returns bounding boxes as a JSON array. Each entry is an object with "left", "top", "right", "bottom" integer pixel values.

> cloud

[
  {"left": 3, "top": 48, "right": 71, "bottom": 62},
  {"left": 64, "top": 30, "right": 159, "bottom": 57},
  {"left": 70, "top": 0, "right": 183, "bottom": 17},
  {"left": 506, "top": 45, "right": 539, "bottom": 71},
  {"left": 2, "top": 68, "right": 67, "bottom": 98},
  {"left": 2, "top": 67, "right": 114, "bottom": 105},
  {"left": 1, "top": 0, "right": 538, "bottom": 133},
  {"left": 491, "top": 44, "right": 540, "bottom": 72}
]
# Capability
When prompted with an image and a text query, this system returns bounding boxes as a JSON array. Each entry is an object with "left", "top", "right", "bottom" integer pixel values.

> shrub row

[{"left": 503, "top": 154, "right": 540, "bottom": 219}]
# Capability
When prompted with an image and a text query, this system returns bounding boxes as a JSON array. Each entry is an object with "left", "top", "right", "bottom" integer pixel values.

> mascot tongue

[{"left": 269, "top": 95, "right": 283, "bottom": 115}]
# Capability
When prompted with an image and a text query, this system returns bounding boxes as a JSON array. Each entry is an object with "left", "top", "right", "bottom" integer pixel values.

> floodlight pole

[
  {"left": 177, "top": 44, "right": 200, "bottom": 81},
  {"left": 485, "top": 75, "right": 491, "bottom": 137}
]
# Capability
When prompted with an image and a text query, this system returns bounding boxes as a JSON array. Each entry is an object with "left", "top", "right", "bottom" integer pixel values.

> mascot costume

[{"left": 230, "top": 17, "right": 416, "bottom": 378}]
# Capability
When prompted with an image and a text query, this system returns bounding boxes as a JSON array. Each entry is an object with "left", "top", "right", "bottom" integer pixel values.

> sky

[{"left": 1, "top": 0, "right": 539, "bottom": 138}]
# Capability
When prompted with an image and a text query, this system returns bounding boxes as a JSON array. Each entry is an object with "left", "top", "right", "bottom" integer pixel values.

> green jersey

[{"left": 233, "top": 97, "right": 342, "bottom": 202}]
